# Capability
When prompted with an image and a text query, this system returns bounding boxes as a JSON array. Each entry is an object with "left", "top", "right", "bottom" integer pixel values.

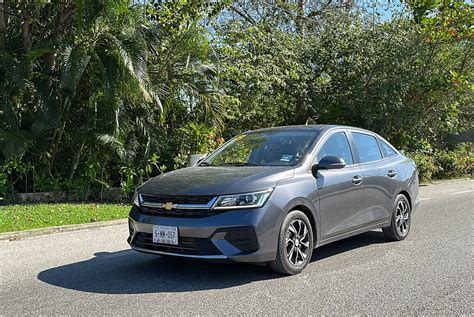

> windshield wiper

[
  {"left": 219, "top": 162, "right": 259, "bottom": 166},
  {"left": 198, "top": 161, "right": 212, "bottom": 166}
]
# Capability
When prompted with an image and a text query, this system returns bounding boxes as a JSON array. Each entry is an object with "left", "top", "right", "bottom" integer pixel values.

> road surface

[{"left": 1, "top": 179, "right": 473, "bottom": 315}]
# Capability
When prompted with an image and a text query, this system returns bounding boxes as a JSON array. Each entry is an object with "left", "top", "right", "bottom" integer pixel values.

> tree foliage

[{"left": 0, "top": 0, "right": 472, "bottom": 200}]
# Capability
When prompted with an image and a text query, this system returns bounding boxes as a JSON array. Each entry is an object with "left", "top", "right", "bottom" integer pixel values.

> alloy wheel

[
  {"left": 395, "top": 199, "right": 410, "bottom": 236},
  {"left": 285, "top": 219, "right": 310, "bottom": 267}
]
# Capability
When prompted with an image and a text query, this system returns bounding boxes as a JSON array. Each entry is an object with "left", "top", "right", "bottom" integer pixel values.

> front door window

[{"left": 316, "top": 132, "right": 353, "bottom": 165}]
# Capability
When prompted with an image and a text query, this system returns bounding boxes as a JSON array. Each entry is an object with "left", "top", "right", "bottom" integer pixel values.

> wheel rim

[
  {"left": 285, "top": 219, "right": 310, "bottom": 267},
  {"left": 395, "top": 199, "right": 410, "bottom": 236}
]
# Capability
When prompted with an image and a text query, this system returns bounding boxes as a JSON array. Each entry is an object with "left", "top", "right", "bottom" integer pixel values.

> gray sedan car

[{"left": 128, "top": 125, "right": 419, "bottom": 275}]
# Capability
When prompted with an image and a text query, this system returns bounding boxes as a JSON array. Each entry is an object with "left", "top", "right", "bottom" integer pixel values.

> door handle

[
  {"left": 352, "top": 175, "right": 363, "bottom": 185},
  {"left": 387, "top": 170, "right": 397, "bottom": 178}
]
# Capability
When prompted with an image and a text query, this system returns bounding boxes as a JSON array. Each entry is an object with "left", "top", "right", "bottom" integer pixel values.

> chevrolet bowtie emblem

[{"left": 162, "top": 202, "right": 178, "bottom": 210}]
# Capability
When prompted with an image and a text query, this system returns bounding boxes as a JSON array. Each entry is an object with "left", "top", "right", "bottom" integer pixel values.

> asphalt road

[{"left": 1, "top": 179, "right": 473, "bottom": 315}]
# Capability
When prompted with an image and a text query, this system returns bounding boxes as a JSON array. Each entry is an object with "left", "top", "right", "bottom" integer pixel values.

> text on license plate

[{"left": 152, "top": 225, "right": 178, "bottom": 245}]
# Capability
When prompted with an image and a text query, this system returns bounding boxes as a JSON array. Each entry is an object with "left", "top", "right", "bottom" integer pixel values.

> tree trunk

[
  {"left": 0, "top": 0, "right": 8, "bottom": 49},
  {"left": 44, "top": 1, "right": 76, "bottom": 71},
  {"left": 21, "top": 14, "right": 31, "bottom": 53},
  {"left": 295, "top": 94, "right": 307, "bottom": 124},
  {"left": 68, "top": 141, "right": 85, "bottom": 183},
  {"left": 294, "top": 0, "right": 307, "bottom": 124},
  {"left": 49, "top": 120, "right": 66, "bottom": 176},
  {"left": 296, "top": 0, "right": 305, "bottom": 36}
]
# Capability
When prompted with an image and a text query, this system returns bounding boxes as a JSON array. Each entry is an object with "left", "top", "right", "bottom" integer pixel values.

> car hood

[{"left": 138, "top": 166, "right": 294, "bottom": 196}]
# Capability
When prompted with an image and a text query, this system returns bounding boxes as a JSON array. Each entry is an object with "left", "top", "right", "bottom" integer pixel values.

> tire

[
  {"left": 383, "top": 194, "right": 412, "bottom": 241},
  {"left": 268, "top": 210, "right": 314, "bottom": 275}
]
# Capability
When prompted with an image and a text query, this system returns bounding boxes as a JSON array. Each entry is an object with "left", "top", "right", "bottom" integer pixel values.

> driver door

[{"left": 313, "top": 131, "right": 366, "bottom": 239}]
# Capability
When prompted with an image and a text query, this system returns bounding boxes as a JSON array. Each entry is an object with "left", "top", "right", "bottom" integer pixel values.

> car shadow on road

[
  {"left": 37, "top": 231, "right": 386, "bottom": 294},
  {"left": 312, "top": 230, "right": 386, "bottom": 261}
]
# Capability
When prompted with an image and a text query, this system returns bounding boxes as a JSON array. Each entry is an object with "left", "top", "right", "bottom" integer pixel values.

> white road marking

[
  {"left": 420, "top": 197, "right": 433, "bottom": 201},
  {"left": 450, "top": 190, "right": 474, "bottom": 195}
]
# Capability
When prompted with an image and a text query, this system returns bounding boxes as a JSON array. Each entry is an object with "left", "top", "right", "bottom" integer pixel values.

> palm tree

[
  {"left": 0, "top": 1, "right": 161, "bottom": 171},
  {"left": 0, "top": 0, "right": 226, "bottom": 193}
]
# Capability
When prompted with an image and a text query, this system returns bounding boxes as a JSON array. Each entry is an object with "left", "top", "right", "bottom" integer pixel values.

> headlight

[
  {"left": 212, "top": 189, "right": 273, "bottom": 209},
  {"left": 133, "top": 191, "right": 140, "bottom": 207}
]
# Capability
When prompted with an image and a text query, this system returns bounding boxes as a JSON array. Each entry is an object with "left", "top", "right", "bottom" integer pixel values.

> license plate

[{"left": 152, "top": 225, "right": 178, "bottom": 245}]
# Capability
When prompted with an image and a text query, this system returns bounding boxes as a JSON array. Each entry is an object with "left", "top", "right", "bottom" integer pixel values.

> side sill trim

[
  {"left": 129, "top": 245, "right": 228, "bottom": 260},
  {"left": 316, "top": 219, "right": 390, "bottom": 248}
]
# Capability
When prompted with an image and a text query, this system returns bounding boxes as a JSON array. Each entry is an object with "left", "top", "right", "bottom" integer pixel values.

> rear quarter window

[{"left": 378, "top": 139, "right": 397, "bottom": 158}]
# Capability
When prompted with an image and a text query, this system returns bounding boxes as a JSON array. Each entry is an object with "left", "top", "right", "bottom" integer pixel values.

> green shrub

[
  {"left": 0, "top": 172, "right": 9, "bottom": 201},
  {"left": 406, "top": 151, "right": 436, "bottom": 183},
  {"left": 35, "top": 175, "right": 63, "bottom": 193},
  {"left": 408, "top": 145, "right": 473, "bottom": 182},
  {"left": 179, "top": 123, "right": 225, "bottom": 155},
  {"left": 432, "top": 146, "right": 473, "bottom": 179}
]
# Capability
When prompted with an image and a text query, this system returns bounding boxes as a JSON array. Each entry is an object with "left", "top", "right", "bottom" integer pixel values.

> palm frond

[
  {"left": 60, "top": 44, "right": 91, "bottom": 96},
  {"left": 0, "top": 129, "right": 33, "bottom": 159}
]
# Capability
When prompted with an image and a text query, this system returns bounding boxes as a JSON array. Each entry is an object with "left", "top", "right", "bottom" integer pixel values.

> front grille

[
  {"left": 132, "top": 233, "right": 222, "bottom": 256},
  {"left": 139, "top": 194, "right": 217, "bottom": 217},
  {"left": 140, "top": 194, "right": 215, "bottom": 205},
  {"left": 144, "top": 208, "right": 215, "bottom": 217}
]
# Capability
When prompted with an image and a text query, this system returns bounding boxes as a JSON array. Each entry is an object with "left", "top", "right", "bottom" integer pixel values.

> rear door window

[{"left": 352, "top": 133, "right": 383, "bottom": 163}]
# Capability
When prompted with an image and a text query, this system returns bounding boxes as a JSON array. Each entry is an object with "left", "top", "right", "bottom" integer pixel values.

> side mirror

[{"left": 311, "top": 156, "right": 346, "bottom": 176}]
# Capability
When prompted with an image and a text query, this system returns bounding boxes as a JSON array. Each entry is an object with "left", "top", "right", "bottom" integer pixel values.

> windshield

[{"left": 201, "top": 130, "right": 320, "bottom": 167}]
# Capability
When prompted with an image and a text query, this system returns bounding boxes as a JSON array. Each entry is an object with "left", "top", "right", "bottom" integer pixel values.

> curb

[
  {"left": 1, "top": 178, "right": 471, "bottom": 241},
  {"left": 420, "top": 177, "right": 472, "bottom": 186},
  {"left": 0, "top": 218, "right": 128, "bottom": 241}
]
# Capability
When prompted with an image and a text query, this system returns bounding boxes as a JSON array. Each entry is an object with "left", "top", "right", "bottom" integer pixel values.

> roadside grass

[
  {"left": 1, "top": 178, "right": 471, "bottom": 233},
  {"left": 0, "top": 203, "right": 130, "bottom": 233}
]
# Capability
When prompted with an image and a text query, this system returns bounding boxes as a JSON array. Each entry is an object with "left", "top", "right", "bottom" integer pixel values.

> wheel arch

[
  {"left": 398, "top": 189, "right": 412, "bottom": 209},
  {"left": 282, "top": 197, "right": 319, "bottom": 247}
]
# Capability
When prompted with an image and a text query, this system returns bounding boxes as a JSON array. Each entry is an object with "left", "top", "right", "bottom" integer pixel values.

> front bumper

[{"left": 127, "top": 203, "right": 281, "bottom": 263}]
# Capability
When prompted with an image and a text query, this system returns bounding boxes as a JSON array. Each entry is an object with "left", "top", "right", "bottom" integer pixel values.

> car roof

[{"left": 244, "top": 124, "right": 375, "bottom": 135}]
